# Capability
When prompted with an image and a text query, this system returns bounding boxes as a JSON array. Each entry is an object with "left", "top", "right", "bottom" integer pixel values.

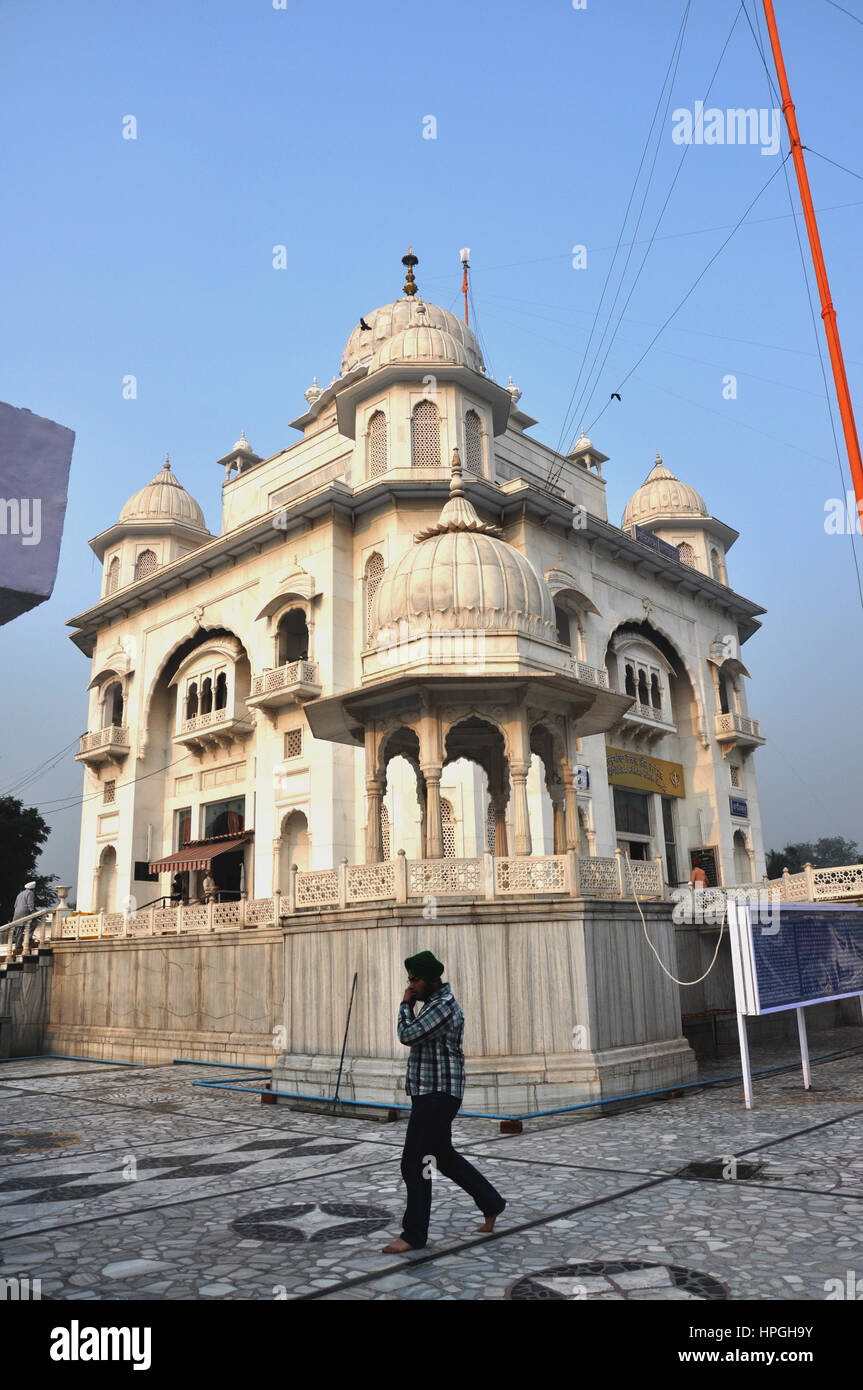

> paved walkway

[{"left": 1, "top": 1029, "right": 862, "bottom": 1301}]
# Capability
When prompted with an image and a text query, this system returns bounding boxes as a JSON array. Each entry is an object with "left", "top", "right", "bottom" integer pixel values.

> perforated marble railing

[{"left": 21, "top": 859, "right": 863, "bottom": 952}]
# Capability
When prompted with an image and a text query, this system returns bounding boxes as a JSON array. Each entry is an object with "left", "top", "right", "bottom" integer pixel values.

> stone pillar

[
  {"left": 491, "top": 794, "right": 509, "bottom": 858},
  {"left": 510, "top": 763, "right": 532, "bottom": 857},
  {"left": 550, "top": 787, "right": 567, "bottom": 855},
  {"left": 365, "top": 779, "right": 384, "bottom": 863},
  {"left": 422, "top": 765, "right": 444, "bottom": 859},
  {"left": 562, "top": 764, "right": 579, "bottom": 852},
  {"left": 271, "top": 838, "right": 281, "bottom": 894}
]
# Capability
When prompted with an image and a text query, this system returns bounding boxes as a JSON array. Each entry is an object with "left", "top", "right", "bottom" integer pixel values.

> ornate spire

[
  {"left": 401, "top": 246, "right": 419, "bottom": 298},
  {"left": 163, "top": 453, "right": 171, "bottom": 471},
  {"left": 413, "top": 448, "right": 502, "bottom": 541}
]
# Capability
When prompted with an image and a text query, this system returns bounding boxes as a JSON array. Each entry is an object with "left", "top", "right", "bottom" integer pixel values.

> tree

[
  {"left": 0, "top": 796, "right": 57, "bottom": 924},
  {"left": 765, "top": 836, "right": 862, "bottom": 878}
]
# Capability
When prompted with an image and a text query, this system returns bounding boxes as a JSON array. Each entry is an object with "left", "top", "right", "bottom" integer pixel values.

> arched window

[
  {"left": 367, "top": 410, "right": 388, "bottom": 479},
  {"left": 186, "top": 682, "right": 198, "bottom": 720},
  {"left": 411, "top": 399, "right": 441, "bottom": 468},
  {"left": 710, "top": 547, "right": 725, "bottom": 583},
  {"left": 717, "top": 669, "right": 731, "bottom": 715},
  {"left": 380, "top": 804, "right": 391, "bottom": 860},
  {"left": 364, "top": 552, "right": 385, "bottom": 643},
  {"left": 624, "top": 664, "right": 636, "bottom": 697},
  {"left": 677, "top": 542, "right": 696, "bottom": 569},
  {"left": 200, "top": 676, "right": 213, "bottom": 716},
  {"left": 637, "top": 670, "right": 649, "bottom": 707},
  {"left": 650, "top": 672, "right": 662, "bottom": 711},
  {"left": 464, "top": 409, "right": 483, "bottom": 475},
  {"left": 555, "top": 605, "right": 571, "bottom": 648},
  {"left": 276, "top": 609, "right": 309, "bottom": 665},
  {"left": 441, "top": 799, "right": 456, "bottom": 858},
  {"left": 280, "top": 810, "right": 310, "bottom": 878},
  {"left": 214, "top": 672, "right": 227, "bottom": 710},
  {"left": 106, "top": 556, "right": 120, "bottom": 594},
  {"left": 135, "top": 549, "right": 157, "bottom": 581},
  {"left": 103, "top": 682, "right": 124, "bottom": 728}
]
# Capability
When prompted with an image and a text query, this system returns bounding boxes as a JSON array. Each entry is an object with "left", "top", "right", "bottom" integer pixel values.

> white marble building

[{"left": 67, "top": 257, "right": 767, "bottom": 913}]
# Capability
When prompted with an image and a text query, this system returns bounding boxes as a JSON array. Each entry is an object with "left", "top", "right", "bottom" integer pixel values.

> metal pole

[
  {"left": 762, "top": 0, "right": 863, "bottom": 522},
  {"left": 736, "top": 1009, "right": 754, "bottom": 1110},
  {"left": 332, "top": 971, "right": 358, "bottom": 1110},
  {"left": 796, "top": 1006, "right": 811, "bottom": 1090}
]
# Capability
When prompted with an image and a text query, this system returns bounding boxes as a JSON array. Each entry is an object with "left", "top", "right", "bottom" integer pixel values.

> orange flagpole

[{"left": 762, "top": 0, "right": 863, "bottom": 525}]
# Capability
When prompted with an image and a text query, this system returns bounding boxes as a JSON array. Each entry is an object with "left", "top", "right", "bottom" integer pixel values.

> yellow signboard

[{"left": 606, "top": 747, "right": 685, "bottom": 798}]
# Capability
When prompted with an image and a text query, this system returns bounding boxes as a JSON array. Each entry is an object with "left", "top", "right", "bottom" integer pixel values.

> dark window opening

[
  {"left": 204, "top": 796, "right": 245, "bottom": 838},
  {"left": 555, "top": 605, "right": 571, "bottom": 648},
  {"left": 277, "top": 609, "right": 309, "bottom": 664},
  {"left": 214, "top": 671, "right": 228, "bottom": 710},
  {"left": 186, "top": 682, "right": 198, "bottom": 720},
  {"left": 613, "top": 787, "right": 651, "bottom": 837}
]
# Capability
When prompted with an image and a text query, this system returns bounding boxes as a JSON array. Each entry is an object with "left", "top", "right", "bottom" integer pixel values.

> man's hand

[{"left": 402, "top": 985, "right": 418, "bottom": 1004}]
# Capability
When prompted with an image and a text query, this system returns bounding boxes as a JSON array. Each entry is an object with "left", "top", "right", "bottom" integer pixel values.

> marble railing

[
  {"left": 715, "top": 712, "right": 762, "bottom": 739},
  {"left": 250, "top": 660, "right": 320, "bottom": 699},
  {"left": 21, "top": 854, "right": 664, "bottom": 947}
]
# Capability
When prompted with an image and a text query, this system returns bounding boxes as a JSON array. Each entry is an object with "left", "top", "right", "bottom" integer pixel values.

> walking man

[
  {"left": 10, "top": 880, "right": 36, "bottom": 957},
  {"left": 382, "top": 950, "right": 506, "bottom": 1253}
]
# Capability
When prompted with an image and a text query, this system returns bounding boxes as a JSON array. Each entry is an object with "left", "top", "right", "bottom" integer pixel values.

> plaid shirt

[{"left": 397, "top": 983, "right": 466, "bottom": 1100}]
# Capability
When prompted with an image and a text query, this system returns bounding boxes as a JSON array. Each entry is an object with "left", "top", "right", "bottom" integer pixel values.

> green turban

[{"left": 404, "top": 950, "right": 444, "bottom": 980}]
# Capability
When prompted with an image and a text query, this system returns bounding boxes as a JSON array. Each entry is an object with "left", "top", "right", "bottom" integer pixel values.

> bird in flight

[
  {"left": 610, "top": 392, "right": 621, "bottom": 402},
  {"left": 359, "top": 317, "right": 372, "bottom": 332}
]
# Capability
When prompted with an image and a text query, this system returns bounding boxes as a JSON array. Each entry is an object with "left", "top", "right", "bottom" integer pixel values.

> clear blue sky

[{"left": 2, "top": 0, "right": 862, "bottom": 888}]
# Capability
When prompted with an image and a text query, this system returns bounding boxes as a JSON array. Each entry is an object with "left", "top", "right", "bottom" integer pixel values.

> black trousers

[{"left": 399, "top": 1091, "right": 505, "bottom": 1249}]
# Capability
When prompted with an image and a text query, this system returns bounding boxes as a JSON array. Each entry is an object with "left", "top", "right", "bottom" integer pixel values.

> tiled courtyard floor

[{"left": 1, "top": 1029, "right": 862, "bottom": 1302}]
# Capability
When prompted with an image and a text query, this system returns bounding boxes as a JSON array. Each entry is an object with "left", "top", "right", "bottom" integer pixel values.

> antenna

[{"left": 460, "top": 247, "right": 470, "bottom": 326}]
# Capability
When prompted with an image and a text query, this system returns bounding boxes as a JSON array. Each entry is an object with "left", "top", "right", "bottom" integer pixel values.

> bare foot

[
  {"left": 477, "top": 1215, "right": 498, "bottom": 1233},
  {"left": 381, "top": 1237, "right": 415, "bottom": 1254}
]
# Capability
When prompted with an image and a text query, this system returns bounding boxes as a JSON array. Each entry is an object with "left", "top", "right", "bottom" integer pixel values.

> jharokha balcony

[
  {"left": 75, "top": 725, "right": 131, "bottom": 765},
  {"left": 173, "top": 709, "right": 254, "bottom": 752},
  {"left": 247, "top": 659, "right": 322, "bottom": 711},
  {"left": 714, "top": 711, "right": 765, "bottom": 747}
]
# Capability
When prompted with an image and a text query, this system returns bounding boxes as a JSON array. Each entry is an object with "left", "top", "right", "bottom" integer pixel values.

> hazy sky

[{"left": 1, "top": 0, "right": 862, "bottom": 890}]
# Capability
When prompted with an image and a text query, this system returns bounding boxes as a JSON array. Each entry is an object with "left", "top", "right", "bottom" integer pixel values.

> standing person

[
  {"left": 382, "top": 950, "right": 506, "bottom": 1254},
  {"left": 10, "top": 880, "right": 36, "bottom": 957},
  {"left": 171, "top": 873, "right": 185, "bottom": 904},
  {"left": 202, "top": 871, "right": 217, "bottom": 903},
  {"left": 689, "top": 862, "right": 708, "bottom": 888}
]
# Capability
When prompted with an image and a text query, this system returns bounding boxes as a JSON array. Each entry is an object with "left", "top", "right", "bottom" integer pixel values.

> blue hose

[
  {"left": 189, "top": 1038, "right": 863, "bottom": 1121},
  {"left": 0, "top": 1053, "right": 140, "bottom": 1066}
]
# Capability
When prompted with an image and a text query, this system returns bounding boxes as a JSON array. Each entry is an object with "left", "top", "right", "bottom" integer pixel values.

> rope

[{"left": 624, "top": 859, "right": 726, "bottom": 987}]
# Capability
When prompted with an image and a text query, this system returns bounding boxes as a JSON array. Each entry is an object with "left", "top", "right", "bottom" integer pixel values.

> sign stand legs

[
  {"left": 796, "top": 1006, "right": 811, "bottom": 1090},
  {"left": 736, "top": 1009, "right": 754, "bottom": 1109}
]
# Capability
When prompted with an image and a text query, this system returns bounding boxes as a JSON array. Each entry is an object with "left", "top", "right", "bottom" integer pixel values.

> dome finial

[
  {"left": 656, "top": 449, "right": 662, "bottom": 466},
  {"left": 401, "top": 246, "right": 419, "bottom": 298},
  {"left": 450, "top": 446, "right": 464, "bottom": 497},
  {"left": 163, "top": 453, "right": 171, "bottom": 471}
]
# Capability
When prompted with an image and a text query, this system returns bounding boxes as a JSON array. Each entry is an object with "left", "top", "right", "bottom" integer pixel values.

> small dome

[
  {"left": 571, "top": 429, "right": 593, "bottom": 453},
  {"left": 341, "top": 298, "right": 484, "bottom": 377},
  {"left": 370, "top": 451, "right": 556, "bottom": 643},
  {"left": 119, "top": 455, "right": 207, "bottom": 530},
  {"left": 622, "top": 454, "right": 708, "bottom": 529},
  {"left": 233, "top": 430, "right": 253, "bottom": 454}
]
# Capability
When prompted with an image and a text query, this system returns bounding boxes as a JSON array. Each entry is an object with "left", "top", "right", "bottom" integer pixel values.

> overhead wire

[
  {"left": 584, "top": 153, "right": 792, "bottom": 435},
  {"left": 549, "top": 0, "right": 692, "bottom": 478},
  {"left": 569, "top": 2, "right": 748, "bottom": 452}
]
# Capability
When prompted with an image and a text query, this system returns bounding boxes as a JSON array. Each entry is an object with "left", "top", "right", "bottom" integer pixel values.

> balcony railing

[
  {"left": 174, "top": 709, "right": 253, "bottom": 748},
  {"left": 249, "top": 659, "right": 321, "bottom": 707},
  {"left": 571, "top": 660, "right": 609, "bottom": 688},
  {"left": 714, "top": 712, "right": 764, "bottom": 743},
  {"left": 75, "top": 725, "right": 130, "bottom": 764}
]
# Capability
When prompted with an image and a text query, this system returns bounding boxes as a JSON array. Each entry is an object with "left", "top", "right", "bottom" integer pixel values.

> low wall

[
  {"left": 44, "top": 929, "right": 283, "bottom": 1067},
  {"left": 0, "top": 953, "right": 52, "bottom": 1057},
  {"left": 272, "top": 897, "right": 697, "bottom": 1112}
]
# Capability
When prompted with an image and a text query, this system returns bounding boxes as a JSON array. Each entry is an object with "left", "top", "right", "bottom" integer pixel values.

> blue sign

[
  {"left": 575, "top": 766, "right": 590, "bottom": 791},
  {"left": 730, "top": 797, "right": 748, "bottom": 818},
  {"left": 749, "top": 905, "right": 863, "bottom": 1013}
]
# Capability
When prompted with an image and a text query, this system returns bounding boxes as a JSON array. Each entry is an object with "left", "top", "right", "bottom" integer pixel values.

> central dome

[
  {"left": 341, "top": 298, "right": 485, "bottom": 377},
  {"left": 369, "top": 451, "right": 556, "bottom": 643}
]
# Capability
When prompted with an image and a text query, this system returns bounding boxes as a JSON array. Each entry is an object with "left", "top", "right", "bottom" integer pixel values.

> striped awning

[{"left": 149, "top": 833, "right": 251, "bottom": 875}]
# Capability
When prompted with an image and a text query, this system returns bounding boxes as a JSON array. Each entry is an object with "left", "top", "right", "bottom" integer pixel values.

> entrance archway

[
  {"left": 280, "top": 810, "right": 310, "bottom": 882},
  {"left": 444, "top": 717, "right": 510, "bottom": 859}
]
